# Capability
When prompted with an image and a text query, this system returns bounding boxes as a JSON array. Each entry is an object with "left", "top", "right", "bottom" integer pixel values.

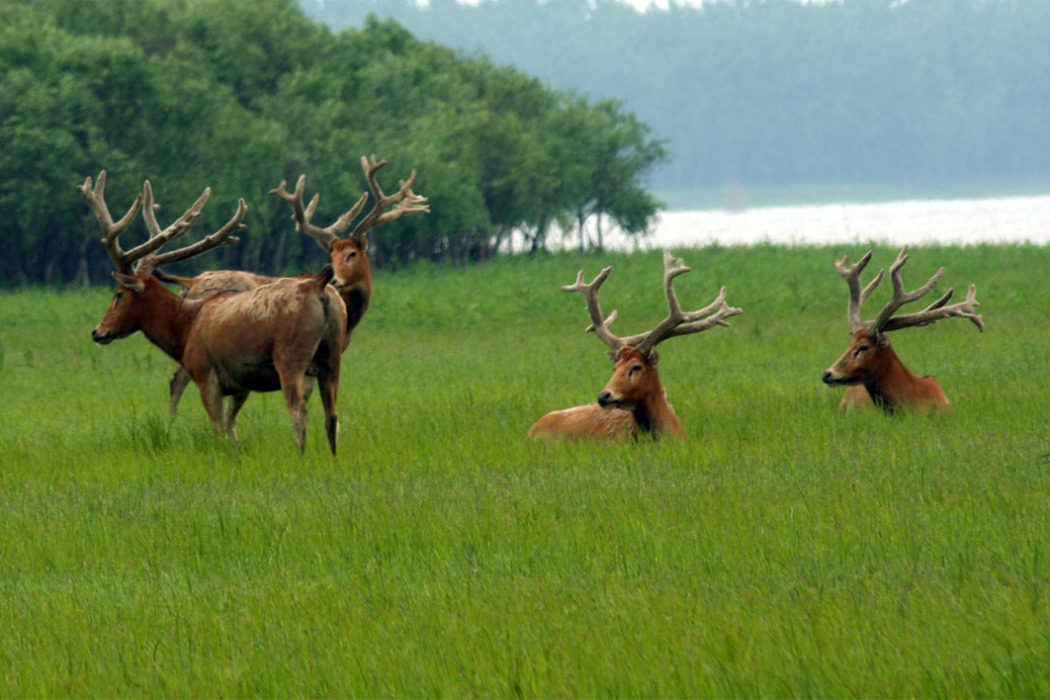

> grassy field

[{"left": 1, "top": 244, "right": 1049, "bottom": 696}]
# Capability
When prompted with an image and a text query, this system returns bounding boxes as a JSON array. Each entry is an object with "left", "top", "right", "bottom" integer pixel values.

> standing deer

[
  {"left": 83, "top": 172, "right": 347, "bottom": 453},
  {"left": 528, "top": 251, "right": 742, "bottom": 440},
  {"left": 822, "top": 246, "right": 983, "bottom": 414},
  {"left": 157, "top": 155, "right": 428, "bottom": 414}
]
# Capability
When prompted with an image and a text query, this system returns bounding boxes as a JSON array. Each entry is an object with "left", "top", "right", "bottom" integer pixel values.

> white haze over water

[{"left": 600, "top": 195, "right": 1050, "bottom": 251}]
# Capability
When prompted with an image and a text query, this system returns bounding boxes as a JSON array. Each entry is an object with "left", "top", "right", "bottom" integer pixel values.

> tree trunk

[{"left": 271, "top": 226, "right": 287, "bottom": 276}]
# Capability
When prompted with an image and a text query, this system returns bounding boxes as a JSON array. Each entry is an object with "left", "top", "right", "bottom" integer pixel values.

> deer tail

[
  {"left": 310, "top": 265, "right": 337, "bottom": 313},
  {"left": 153, "top": 269, "right": 196, "bottom": 289},
  {"left": 311, "top": 265, "right": 335, "bottom": 291}
]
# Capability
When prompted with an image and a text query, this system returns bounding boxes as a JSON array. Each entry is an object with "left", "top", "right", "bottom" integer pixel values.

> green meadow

[{"left": 1, "top": 244, "right": 1049, "bottom": 697}]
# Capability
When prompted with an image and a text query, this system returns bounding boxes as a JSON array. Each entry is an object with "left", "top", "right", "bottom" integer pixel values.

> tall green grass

[{"left": 1, "top": 245, "right": 1049, "bottom": 696}]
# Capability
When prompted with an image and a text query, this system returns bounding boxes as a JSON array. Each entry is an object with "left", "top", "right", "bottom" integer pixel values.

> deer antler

[
  {"left": 835, "top": 246, "right": 983, "bottom": 343},
  {"left": 834, "top": 250, "right": 885, "bottom": 333},
  {"left": 268, "top": 174, "right": 369, "bottom": 252},
  {"left": 350, "top": 154, "right": 430, "bottom": 245},
  {"left": 79, "top": 171, "right": 246, "bottom": 275},
  {"left": 562, "top": 265, "right": 624, "bottom": 352},
  {"left": 563, "top": 251, "right": 742, "bottom": 358},
  {"left": 79, "top": 171, "right": 144, "bottom": 275},
  {"left": 270, "top": 155, "right": 430, "bottom": 252}
]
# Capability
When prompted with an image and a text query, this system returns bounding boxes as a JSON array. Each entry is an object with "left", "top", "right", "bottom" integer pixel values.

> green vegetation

[
  {"left": 2, "top": 245, "right": 1049, "bottom": 696},
  {"left": 0, "top": 0, "right": 666, "bottom": 286}
]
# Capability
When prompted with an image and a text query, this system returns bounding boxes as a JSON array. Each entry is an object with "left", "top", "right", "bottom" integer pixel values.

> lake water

[{"left": 597, "top": 194, "right": 1050, "bottom": 251}]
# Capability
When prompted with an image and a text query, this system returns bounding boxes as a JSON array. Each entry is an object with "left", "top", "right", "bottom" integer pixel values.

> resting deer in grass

[
  {"left": 83, "top": 172, "right": 347, "bottom": 453},
  {"left": 822, "top": 246, "right": 983, "bottom": 414},
  {"left": 156, "top": 155, "right": 428, "bottom": 414},
  {"left": 528, "top": 251, "right": 742, "bottom": 440}
]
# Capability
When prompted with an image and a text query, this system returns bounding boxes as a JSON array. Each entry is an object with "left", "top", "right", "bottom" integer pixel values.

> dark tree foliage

[
  {"left": 302, "top": 0, "right": 1050, "bottom": 194},
  {"left": 0, "top": 0, "right": 667, "bottom": 287}
]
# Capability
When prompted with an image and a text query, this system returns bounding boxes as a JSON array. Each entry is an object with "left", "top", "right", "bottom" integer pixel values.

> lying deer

[
  {"left": 154, "top": 155, "right": 428, "bottom": 415},
  {"left": 83, "top": 172, "right": 347, "bottom": 453},
  {"left": 822, "top": 246, "right": 983, "bottom": 414},
  {"left": 528, "top": 251, "right": 742, "bottom": 440}
]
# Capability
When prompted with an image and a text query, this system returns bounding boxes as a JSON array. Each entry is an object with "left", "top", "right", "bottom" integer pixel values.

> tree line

[
  {"left": 305, "top": 0, "right": 1050, "bottom": 197},
  {"left": 0, "top": 0, "right": 667, "bottom": 287}
]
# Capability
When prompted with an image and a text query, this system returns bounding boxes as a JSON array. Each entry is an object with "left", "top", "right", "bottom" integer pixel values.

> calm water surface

[{"left": 601, "top": 194, "right": 1050, "bottom": 250}]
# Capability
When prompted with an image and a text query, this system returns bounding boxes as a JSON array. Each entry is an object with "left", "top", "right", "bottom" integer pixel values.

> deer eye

[
  {"left": 346, "top": 251, "right": 357, "bottom": 261},
  {"left": 854, "top": 345, "right": 870, "bottom": 356},
  {"left": 629, "top": 364, "right": 643, "bottom": 375}
]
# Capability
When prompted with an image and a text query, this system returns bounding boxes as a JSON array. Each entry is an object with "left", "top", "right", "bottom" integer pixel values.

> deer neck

[
  {"left": 863, "top": 343, "right": 922, "bottom": 416},
  {"left": 343, "top": 281, "right": 371, "bottom": 332},
  {"left": 138, "top": 286, "right": 202, "bottom": 363},
  {"left": 632, "top": 375, "right": 686, "bottom": 439}
]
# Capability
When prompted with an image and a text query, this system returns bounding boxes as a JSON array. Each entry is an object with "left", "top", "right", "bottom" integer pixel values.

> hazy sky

[{"left": 429, "top": 0, "right": 707, "bottom": 9}]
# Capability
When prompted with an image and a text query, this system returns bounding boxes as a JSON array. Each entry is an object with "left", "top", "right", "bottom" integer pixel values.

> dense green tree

[{"left": 0, "top": 0, "right": 668, "bottom": 286}]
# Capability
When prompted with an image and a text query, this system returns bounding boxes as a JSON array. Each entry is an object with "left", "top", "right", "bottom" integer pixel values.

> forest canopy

[{"left": 0, "top": 0, "right": 667, "bottom": 286}]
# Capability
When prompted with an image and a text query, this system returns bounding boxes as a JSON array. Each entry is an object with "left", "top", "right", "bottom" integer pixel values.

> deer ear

[
  {"left": 113, "top": 272, "right": 145, "bottom": 293},
  {"left": 648, "top": 350, "right": 660, "bottom": 368},
  {"left": 606, "top": 350, "right": 617, "bottom": 363}
]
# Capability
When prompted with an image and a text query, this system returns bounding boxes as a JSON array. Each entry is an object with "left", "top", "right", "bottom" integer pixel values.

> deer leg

[
  {"left": 196, "top": 376, "right": 227, "bottom": 435},
  {"left": 224, "top": 392, "right": 250, "bottom": 442},
  {"left": 169, "top": 366, "right": 192, "bottom": 417},
  {"left": 316, "top": 371, "right": 340, "bottom": 457},
  {"left": 840, "top": 385, "right": 875, "bottom": 413},
  {"left": 277, "top": 367, "right": 309, "bottom": 453}
]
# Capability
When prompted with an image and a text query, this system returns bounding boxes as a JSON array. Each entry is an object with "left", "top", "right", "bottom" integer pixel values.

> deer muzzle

[
  {"left": 822, "top": 367, "right": 859, "bottom": 386},
  {"left": 91, "top": 327, "right": 115, "bottom": 345}
]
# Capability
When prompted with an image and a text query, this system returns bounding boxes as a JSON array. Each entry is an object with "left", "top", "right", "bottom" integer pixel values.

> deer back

[
  {"left": 182, "top": 271, "right": 346, "bottom": 394},
  {"left": 527, "top": 404, "right": 638, "bottom": 441}
]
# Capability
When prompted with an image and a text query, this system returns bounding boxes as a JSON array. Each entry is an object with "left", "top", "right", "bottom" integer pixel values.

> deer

[
  {"left": 528, "top": 251, "right": 742, "bottom": 441},
  {"left": 821, "top": 246, "right": 983, "bottom": 414},
  {"left": 157, "top": 155, "right": 429, "bottom": 415},
  {"left": 82, "top": 171, "right": 347, "bottom": 454}
]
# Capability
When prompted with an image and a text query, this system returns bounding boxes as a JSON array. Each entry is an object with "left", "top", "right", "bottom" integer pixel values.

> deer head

[
  {"left": 91, "top": 273, "right": 168, "bottom": 345},
  {"left": 269, "top": 155, "right": 429, "bottom": 292},
  {"left": 566, "top": 251, "right": 742, "bottom": 413},
  {"left": 822, "top": 246, "right": 983, "bottom": 388},
  {"left": 81, "top": 171, "right": 247, "bottom": 350}
]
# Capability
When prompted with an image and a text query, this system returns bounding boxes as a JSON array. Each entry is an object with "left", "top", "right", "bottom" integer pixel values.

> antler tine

[
  {"left": 349, "top": 155, "right": 431, "bottom": 243},
  {"left": 881, "top": 283, "right": 983, "bottom": 333},
  {"left": 869, "top": 246, "right": 947, "bottom": 339},
  {"left": 561, "top": 266, "right": 626, "bottom": 352},
  {"left": 834, "top": 250, "right": 885, "bottom": 333},
  {"left": 630, "top": 251, "right": 742, "bottom": 357},
  {"left": 78, "top": 170, "right": 144, "bottom": 275}
]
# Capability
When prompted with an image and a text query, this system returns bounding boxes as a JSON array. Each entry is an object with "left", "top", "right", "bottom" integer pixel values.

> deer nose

[
  {"left": 597, "top": 391, "right": 614, "bottom": 407},
  {"left": 821, "top": 370, "right": 834, "bottom": 385}
]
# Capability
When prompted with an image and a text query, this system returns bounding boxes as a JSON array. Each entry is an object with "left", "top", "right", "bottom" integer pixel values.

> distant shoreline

[
  {"left": 656, "top": 179, "right": 1050, "bottom": 214},
  {"left": 607, "top": 193, "right": 1050, "bottom": 250}
]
